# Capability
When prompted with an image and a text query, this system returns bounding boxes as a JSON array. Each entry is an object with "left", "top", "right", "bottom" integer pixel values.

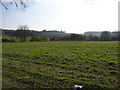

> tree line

[{"left": 2, "top": 25, "right": 120, "bottom": 42}]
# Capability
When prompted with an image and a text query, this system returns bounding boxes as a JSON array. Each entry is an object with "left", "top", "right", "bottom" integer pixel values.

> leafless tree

[
  {"left": 17, "top": 25, "right": 29, "bottom": 30},
  {"left": 12, "top": 25, "right": 32, "bottom": 42},
  {"left": 0, "top": 0, "right": 31, "bottom": 11}
]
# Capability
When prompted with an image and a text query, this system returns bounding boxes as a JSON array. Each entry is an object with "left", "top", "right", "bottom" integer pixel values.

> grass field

[{"left": 2, "top": 41, "right": 119, "bottom": 89}]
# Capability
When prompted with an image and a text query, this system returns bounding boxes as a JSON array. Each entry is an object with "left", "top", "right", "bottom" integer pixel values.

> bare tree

[
  {"left": 17, "top": 25, "right": 29, "bottom": 30},
  {"left": 12, "top": 25, "right": 32, "bottom": 42},
  {"left": 0, "top": 0, "right": 30, "bottom": 11}
]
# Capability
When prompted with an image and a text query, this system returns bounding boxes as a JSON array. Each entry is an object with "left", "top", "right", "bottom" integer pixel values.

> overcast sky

[{"left": 0, "top": 0, "right": 119, "bottom": 34}]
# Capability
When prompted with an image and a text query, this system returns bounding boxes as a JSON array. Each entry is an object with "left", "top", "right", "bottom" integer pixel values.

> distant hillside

[
  {"left": 84, "top": 31, "right": 102, "bottom": 36},
  {"left": 2, "top": 29, "right": 15, "bottom": 36},
  {"left": 84, "top": 31, "right": 120, "bottom": 37},
  {"left": 2, "top": 29, "right": 71, "bottom": 37},
  {"left": 32, "top": 30, "right": 71, "bottom": 37}
]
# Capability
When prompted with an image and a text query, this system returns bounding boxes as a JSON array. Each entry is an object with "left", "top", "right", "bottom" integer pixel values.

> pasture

[{"left": 2, "top": 41, "right": 119, "bottom": 89}]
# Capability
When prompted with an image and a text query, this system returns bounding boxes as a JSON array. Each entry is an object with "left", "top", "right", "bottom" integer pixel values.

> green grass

[{"left": 2, "top": 41, "right": 119, "bottom": 89}]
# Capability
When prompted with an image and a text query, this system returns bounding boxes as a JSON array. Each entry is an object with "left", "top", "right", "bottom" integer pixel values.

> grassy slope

[{"left": 2, "top": 41, "right": 119, "bottom": 89}]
